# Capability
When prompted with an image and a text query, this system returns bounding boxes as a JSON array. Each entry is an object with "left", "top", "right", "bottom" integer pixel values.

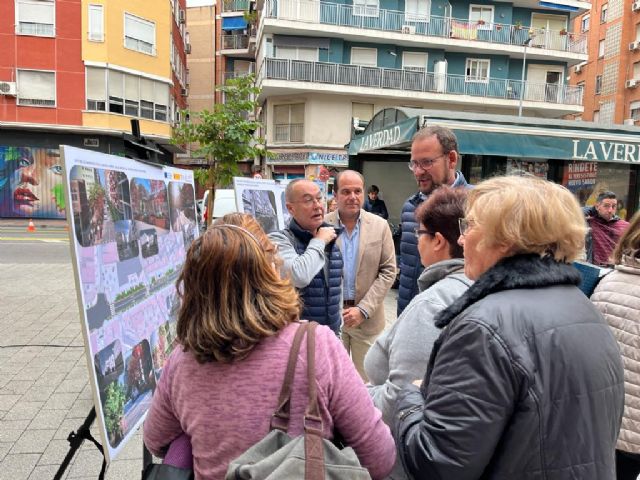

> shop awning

[
  {"left": 348, "top": 108, "right": 640, "bottom": 165},
  {"left": 222, "top": 16, "right": 248, "bottom": 30}
]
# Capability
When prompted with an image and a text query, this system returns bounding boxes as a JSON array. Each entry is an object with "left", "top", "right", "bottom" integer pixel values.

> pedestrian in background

[
  {"left": 144, "top": 223, "right": 396, "bottom": 479},
  {"left": 365, "top": 186, "right": 471, "bottom": 480},
  {"left": 584, "top": 191, "right": 630, "bottom": 266},
  {"left": 363, "top": 185, "right": 389, "bottom": 219},
  {"left": 398, "top": 125, "right": 470, "bottom": 316},
  {"left": 592, "top": 210, "right": 640, "bottom": 480},
  {"left": 325, "top": 170, "right": 396, "bottom": 381},
  {"left": 394, "top": 175, "right": 624, "bottom": 479}
]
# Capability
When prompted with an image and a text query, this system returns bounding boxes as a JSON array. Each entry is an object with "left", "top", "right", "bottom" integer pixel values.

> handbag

[{"left": 225, "top": 321, "right": 371, "bottom": 480}]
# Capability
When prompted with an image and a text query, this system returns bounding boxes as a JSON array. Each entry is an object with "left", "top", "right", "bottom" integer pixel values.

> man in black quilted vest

[
  {"left": 269, "top": 179, "right": 344, "bottom": 334},
  {"left": 397, "top": 126, "right": 470, "bottom": 316}
]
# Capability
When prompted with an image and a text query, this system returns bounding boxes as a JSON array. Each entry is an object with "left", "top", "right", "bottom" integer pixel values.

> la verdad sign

[
  {"left": 360, "top": 125, "right": 402, "bottom": 152},
  {"left": 572, "top": 139, "right": 640, "bottom": 163}
]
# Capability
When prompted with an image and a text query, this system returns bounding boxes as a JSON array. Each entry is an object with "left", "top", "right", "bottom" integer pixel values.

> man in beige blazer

[{"left": 325, "top": 170, "right": 396, "bottom": 380}]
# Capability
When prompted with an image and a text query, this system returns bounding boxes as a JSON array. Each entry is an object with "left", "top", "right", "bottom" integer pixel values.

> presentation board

[
  {"left": 61, "top": 146, "right": 198, "bottom": 462},
  {"left": 233, "top": 177, "right": 291, "bottom": 233}
]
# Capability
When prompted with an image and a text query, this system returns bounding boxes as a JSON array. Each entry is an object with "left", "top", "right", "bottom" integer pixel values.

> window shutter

[
  {"left": 86, "top": 67, "right": 106, "bottom": 100},
  {"left": 18, "top": 70, "right": 55, "bottom": 100},
  {"left": 125, "top": 75, "right": 139, "bottom": 102},
  {"left": 88, "top": 5, "right": 104, "bottom": 41},
  {"left": 18, "top": 1, "right": 55, "bottom": 24},
  {"left": 108, "top": 70, "right": 124, "bottom": 98}
]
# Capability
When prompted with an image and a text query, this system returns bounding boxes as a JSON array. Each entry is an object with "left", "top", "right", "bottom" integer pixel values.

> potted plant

[
  {"left": 477, "top": 19, "right": 486, "bottom": 25},
  {"left": 496, "top": 24, "right": 503, "bottom": 31},
  {"left": 559, "top": 28, "right": 568, "bottom": 35},
  {"left": 514, "top": 21, "right": 523, "bottom": 30}
]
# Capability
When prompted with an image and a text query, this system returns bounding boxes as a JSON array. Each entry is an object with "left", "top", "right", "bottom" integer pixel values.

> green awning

[{"left": 348, "top": 108, "right": 640, "bottom": 164}]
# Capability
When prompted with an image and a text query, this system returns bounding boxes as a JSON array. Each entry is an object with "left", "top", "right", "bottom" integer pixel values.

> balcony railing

[
  {"left": 260, "top": 58, "right": 584, "bottom": 106},
  {"left": 274, "top": 123, "right": 304, "bottom": 142},
  {"left": 263, "top": 0, "right": 587, "bottom": 54},
  {"left": 222, "top": 34, "right": 250, "bottom": 50},
  {"left": 224, "top": 68, "right": 256, "bottom": 82},
  {"left": 223, "top": 0, "right": 251, "bottom": 11}
]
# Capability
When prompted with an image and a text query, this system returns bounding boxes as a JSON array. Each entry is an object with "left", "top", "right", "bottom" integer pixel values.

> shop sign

[
  {"left": 268, "top": 151, "right": 348, "bottom": 166},
  {"left": 572, "top": 140, "right": 640, "bottom": 163}
]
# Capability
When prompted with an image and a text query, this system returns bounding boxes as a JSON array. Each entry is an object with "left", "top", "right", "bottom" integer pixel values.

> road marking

[{"left": 0, "top": 237, "right": 68, "bottom": 243}]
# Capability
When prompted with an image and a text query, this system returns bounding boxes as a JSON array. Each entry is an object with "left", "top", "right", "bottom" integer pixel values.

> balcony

[
  {"left": 262, "top": 0, "right": 587, "bottom": 56},
  {"left": 259, "top": 58, "right": 583, "bottom": 108},
  {"left": 222, "top": 34, "right": 249, "bottom": 50},
  {"left": 223, "top": 0, "right": 251, "bottom": 12},
  {"left": 224, "top": 69, "right": 255, "bottom": 82}
]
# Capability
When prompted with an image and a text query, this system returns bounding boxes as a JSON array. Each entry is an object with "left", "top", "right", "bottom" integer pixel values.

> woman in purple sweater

[{"left": 143, "top": 222, "right": 395, "bottom": 480}]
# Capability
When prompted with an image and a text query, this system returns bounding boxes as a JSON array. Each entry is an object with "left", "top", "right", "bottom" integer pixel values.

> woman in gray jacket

[
  {"left": 364, "top": 187, "right": 471, "bottom": 479},
  {"left": 592, "top": 210, "right": 640, "bottom": 480}
]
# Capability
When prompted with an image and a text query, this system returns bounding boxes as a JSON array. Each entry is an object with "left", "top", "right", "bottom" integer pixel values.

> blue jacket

[
  {"left": 283, "top": 220, "right": 344, "bottom": 333},
  {"left": 397, "top": 172, "right": 470, "bottom": 315}
]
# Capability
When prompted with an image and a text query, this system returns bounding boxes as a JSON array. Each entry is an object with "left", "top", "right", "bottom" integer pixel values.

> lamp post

[{"left": 518, "top": 37, "right": 533, "bottom": 117}]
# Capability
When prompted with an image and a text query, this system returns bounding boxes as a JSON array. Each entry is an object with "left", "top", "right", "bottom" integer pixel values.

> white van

[{"left": 201, "top": 189, "right": 237, "bottom": 225}]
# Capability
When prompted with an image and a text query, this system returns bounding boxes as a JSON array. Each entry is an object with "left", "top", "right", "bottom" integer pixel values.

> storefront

[{"left": 348, "top": 108, "right": 640, "bottom": 224}]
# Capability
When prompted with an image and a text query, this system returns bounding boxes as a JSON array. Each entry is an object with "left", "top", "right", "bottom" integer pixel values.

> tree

[{"left": 173, "top": 74, "right": 267, "bottom": 225}]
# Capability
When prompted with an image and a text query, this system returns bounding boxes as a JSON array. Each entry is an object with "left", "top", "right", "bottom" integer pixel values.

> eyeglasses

[
  {"left": 414, "top": 228, "right": 432, "bottom": 239},
  {"left": 408, "top": 154, "right": 447, "bottom": 172},
  {"left": 458, "top": 218, "right": 476, "bottom": 236}
]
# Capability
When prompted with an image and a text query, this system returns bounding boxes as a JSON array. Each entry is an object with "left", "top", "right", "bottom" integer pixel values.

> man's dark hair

[
  {"left": 596, "top": 191, "right": 616, "bottom": 203},
  {"left": 368, "top": 185, "right": 379, "bottom": 194},
  {"left": 412, "top": 125, "right": 458, "bottom": 154},
  {"left": 415, "top": 187, "right": 467, "bottom": 259}
]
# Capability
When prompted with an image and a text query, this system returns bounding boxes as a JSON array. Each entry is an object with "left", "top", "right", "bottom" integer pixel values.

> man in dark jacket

[
  {"left": 584, "top": 191, "right": 630, "bottom": 266},
  {"left": 269, "top": 179, "right": 344, "bottom": 334},
  {"left": 363, "top": 185, "right": 389, "bottom": 219},
  {"left": 397, "top": 126, "right": 469, "bottom": 315}
]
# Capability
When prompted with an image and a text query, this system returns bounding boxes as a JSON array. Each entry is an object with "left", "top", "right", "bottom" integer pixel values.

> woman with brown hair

[
  {"left": 143, "top": 222, "right": 395, "bottom": 479},
  {"left": 592, "top": 210, "right": 640, "bottom": 479}
]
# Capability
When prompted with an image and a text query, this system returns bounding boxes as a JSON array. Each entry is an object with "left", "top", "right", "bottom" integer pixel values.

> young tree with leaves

[{"left": 173, "top": 74, "right": 266, "bottom": 226}]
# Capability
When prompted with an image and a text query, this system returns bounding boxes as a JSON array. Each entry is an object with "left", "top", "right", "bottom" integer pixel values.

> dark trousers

[{"left": 616, "top": 449, "right": 640, "bottom": 480}]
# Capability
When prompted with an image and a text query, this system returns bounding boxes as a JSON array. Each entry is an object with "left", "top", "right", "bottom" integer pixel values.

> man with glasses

[
  {"left": 269, "top": 179, "right": 344, "bottom": 334},
  {"left": 325, "top": 170, "right": 396, "bottom": 380},
  {"left": 397, "top": 126, "right": 470, "bottom": 315},
  {"left": 583, "top": 191, "right": 630, "bottom": 267}
]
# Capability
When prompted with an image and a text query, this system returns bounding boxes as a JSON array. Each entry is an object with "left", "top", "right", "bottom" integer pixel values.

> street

[{"left": 0, "top": 224, "right": 70, "bottom": 264}]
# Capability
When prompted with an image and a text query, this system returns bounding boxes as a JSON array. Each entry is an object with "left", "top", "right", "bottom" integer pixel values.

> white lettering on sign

[
  {"left": 572, "top": 139, "right": 640, "bottom": 163},
  {"left": 360, "top": 125, "right": 402, "bottom": 152}
]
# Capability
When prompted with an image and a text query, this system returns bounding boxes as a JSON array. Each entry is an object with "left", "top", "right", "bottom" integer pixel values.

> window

[
  {"left": 631, "top": 101, "right": 640, "bottom": 120},
  {"left": 598, "top": 39, "right": 605, "bottom": 58},
  {"left": 402, "top": 52, "right": 428, "bottom": 72},
  {"left": 352, "top": 102, "right": 374, "bottom": 122},
  {"left": 595, "top": 74, "right": 602, "bottom": 94},
  {"left": 636, "top": 23, "right": 640, "bottom": 41},
  {"left": 274, "top": 103, "right": 304, "bottom": 143},
  {"left": 593, "top": 110, "right": 600, "bottom": 122},
  {"left": 465, "top": 58, "right": 490, "bottom": 82},
  {"left": 124, "top": 75, "right": 139, "bottom": 116},
  {"left": 124, "top": 13, "right": 156, "bottom": 55},
  {"left": 86, "top": 67, "right": 106, "bottom": 111},
  {"left": 17, "top": 69, "right": 56, "bottom": 106},
  {"left": 405, "top": 0, "right": 429, "bottom": 22},
  {"left": 16, "top": 0, "right": 55, "bottom": 36},
  {"left": 88, "top": 4, "right": 104, "bottom": 41},
  {"left": 469, "top": 5, "right": 494, "bottom": 30},
  {"left": 600, "top": 4, "right": 607, "bottom": 23},
  {"left": 140, "top": 78, "right": 155, "bottom": 119},
  {"left": 108, "top": 70, "right": 124, "bottom": 114},
  {"left": 581, "top": 14, "right": 590, "bottom": 32},
  {"left": 275, "top": 46, "right": 318, "bottom": 61},
  {"left": 634, "top": 61, "right": 640, "bottom": 79},
  {"left": 351, "top": 47, "right": 378, "bottom": 67},
  {"left": 577, "top": 80, "right": 586, "bottom": 89},
  {"left": 353, "top": 0, "right": 379, "bottom": 17}
]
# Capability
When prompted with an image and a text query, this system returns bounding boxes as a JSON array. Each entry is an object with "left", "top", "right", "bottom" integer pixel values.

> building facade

[
  {"left": 0, "top": 0, "right": 188, "bottom": 219},
  {"left": 570, "top": 0, "right": 640, "bottom": 126}
]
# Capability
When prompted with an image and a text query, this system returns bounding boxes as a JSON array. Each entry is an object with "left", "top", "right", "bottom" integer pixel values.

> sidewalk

[{"left": 0, "top": 258, "right": 399, "bottom": 479}]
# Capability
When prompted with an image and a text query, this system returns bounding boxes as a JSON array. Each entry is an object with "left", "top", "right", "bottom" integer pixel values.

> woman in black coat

[{"left": 393, "top": 175, "right": 624, "bottom": 480}]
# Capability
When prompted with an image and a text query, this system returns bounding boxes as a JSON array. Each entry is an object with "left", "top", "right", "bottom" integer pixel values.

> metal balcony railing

[
  {"left": 222, "top": 34, "right": 250, "bottom": 50},
  {"left": 224, "top": 68, "right": 256, "bottom": 82},
  {"left": 274, "top": 123, "right": 304, "bottom": 142},
  {"left": 223, "top": 0, "right": 251, "bottom": 11},
  {"left": 263, "top": 0, "right": 587, "bottom": 54},
  {"left": 260, "top": 58, "right": 584, "bottom": 106}
]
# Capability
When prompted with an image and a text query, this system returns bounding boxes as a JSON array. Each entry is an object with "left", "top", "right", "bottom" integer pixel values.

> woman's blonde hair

[
  {"left": 214, "top": 213, "right": 281, "bottom": 268},
  {"left": 176, "top": 224, "right": 300, "bottom": 363},
  {"left": 466, "top": 175, "right": 586, "bottom": 262},
  {"left": 612, "top": 210, "right": 640, "bottom": 265}
]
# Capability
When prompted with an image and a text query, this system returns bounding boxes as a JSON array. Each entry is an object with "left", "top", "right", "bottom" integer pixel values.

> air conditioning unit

[
  {"left": 185, "top": 43, "right": 191, "bottom": 54},
  {"left": 626, "top": 79, "right": 639, "bottom": 88},
  {"left": 624, "top": 118, "right": 636, "bottom": 125},
  {"left": 629, "top": 41, "right": 640, "bottom": 51},
  {"left": 179, "top": 9, "right": 186, "bottom": 24},
  {"left": 633, "top": 0, "right": 640, "bottom": 12},
  {"left": 181, "top": 87, "right": 189, "bottom": 97},
  {"left": 401, "top": 25, "right": 416, "bottom": 34},
  {"left": 0, "top": 81, "right": 17, "bottom": 96},
  {"left": 574, "top": 64, "right": 583, "bottom": 73}
]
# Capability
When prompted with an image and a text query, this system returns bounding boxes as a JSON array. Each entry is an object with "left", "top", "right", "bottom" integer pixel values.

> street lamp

[{"left": 518, "top": 37, "right": 533, "bottom": 117}]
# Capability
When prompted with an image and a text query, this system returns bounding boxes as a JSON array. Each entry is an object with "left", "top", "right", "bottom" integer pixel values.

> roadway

[{"left": 0, "top": 223, "right": 71, "bottom": 264}]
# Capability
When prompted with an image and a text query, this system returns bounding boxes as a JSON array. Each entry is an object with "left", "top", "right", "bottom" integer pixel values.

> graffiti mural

[{"left": 0, "top": 146, "right": 66, "bottom": 219}]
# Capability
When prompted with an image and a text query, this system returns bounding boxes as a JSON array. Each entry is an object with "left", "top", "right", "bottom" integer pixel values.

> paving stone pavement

[{"left": 0, "top": 261, "right": 400, "bottom": 479}]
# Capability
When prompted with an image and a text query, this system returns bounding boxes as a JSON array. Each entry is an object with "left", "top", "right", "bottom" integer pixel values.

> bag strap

[
  {"left": 270, "top": 321, "right": 308, "bottom": 432},
  {"left": 304, "top": 322, "right": 325, "bottom": 480}
]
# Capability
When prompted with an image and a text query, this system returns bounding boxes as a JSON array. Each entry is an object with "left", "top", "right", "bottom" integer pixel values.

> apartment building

[
  {"left": 570, "top": 0, "right": 640, "bottom": 126},
  {"left": 0, "top": 0, "right": 189, "bottom": 219}
]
